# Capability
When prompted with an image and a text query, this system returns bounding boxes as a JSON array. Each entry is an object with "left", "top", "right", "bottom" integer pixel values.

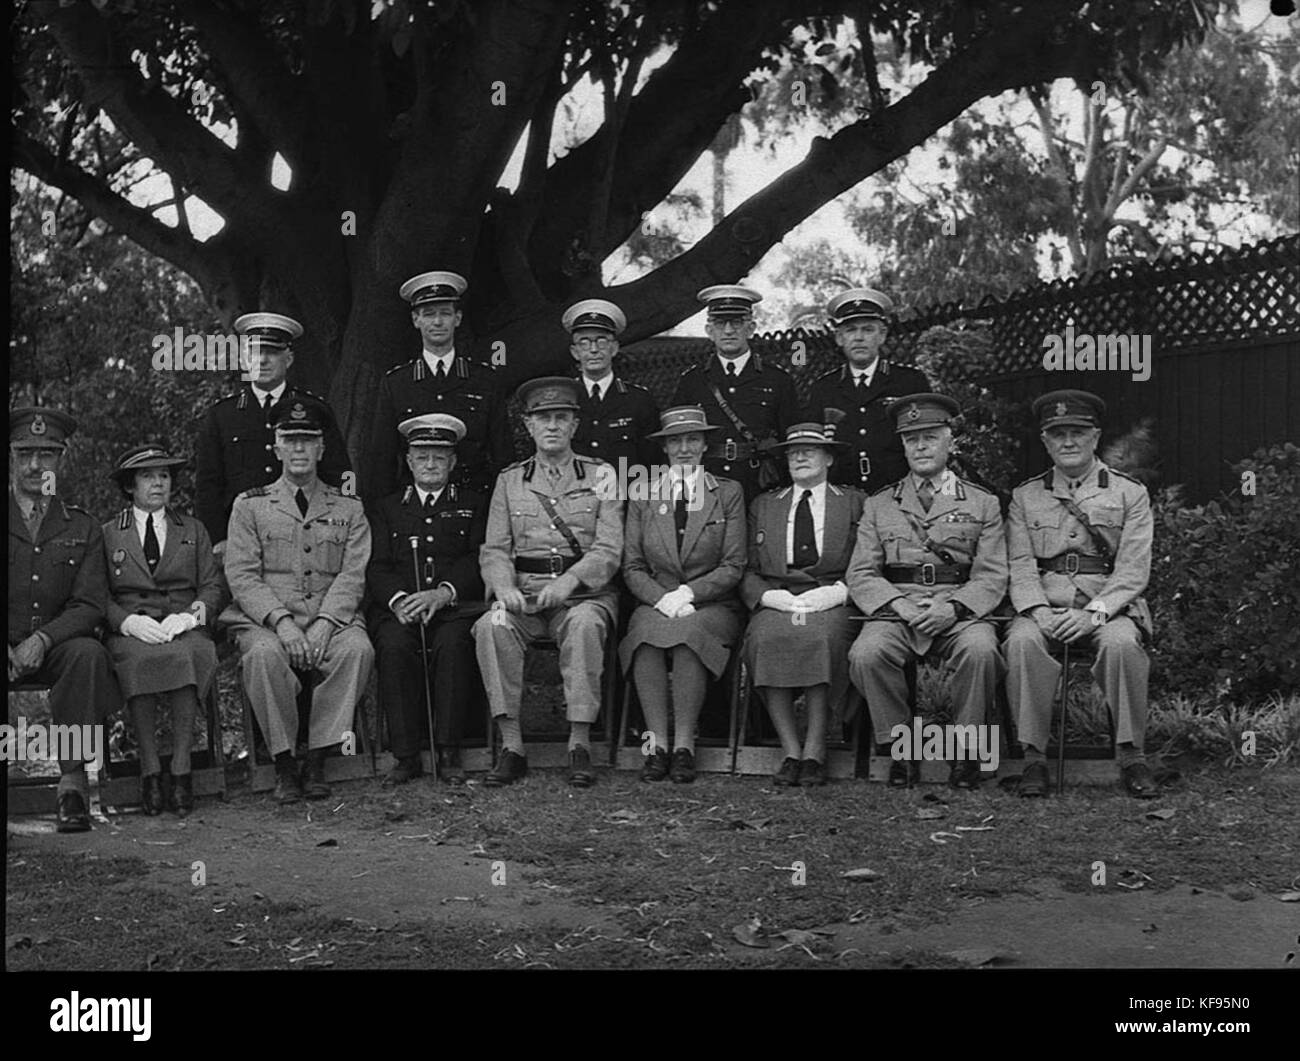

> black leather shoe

[
  {"left": 773, "top": 757, "right": 802, "bottom": 787},
  {"left": 302, "top": 749, "right": 330, "bottom": 801},
  {"left": 889, "top": 759, "right": 921, "bottom": 787},
  {"left": 949, "top": 760, "right": 981, "bottom": 790},
  {"left": 640, "top": 747, "right": 670, "bottom": 782},
  {"left": 1121, "top": 761, "right": 1160, "bottom": 800},
  {"left": 56, "top": 790, "right": 91, "bottom": 833},
  {"left": 484, "top": 750, "right": 528, "bottom": 787},
  {"left": 274, "top": 756, "right": 303, "bottom": 805},
  {"left": 140, "top": 773, "right": 165, "bottom": 816},
  {"left": 385, "top": 754, "right": 423, "bottom": 785},
  {"left": 799, "top": 758, "right": 826, "bottom": 787},
  {"left": 168, "top": 773, "right": 194, "bottom": 817},
  {"left": 669, "top": 748, "right": 696, "bottom": 784},
  {"left": 1019, "top": 761, "right": 1051, "bottom": 798},
  {"left": 437, "top": 745, "right": 466, "bottom": 785},
  {"left": 568, "top": 745, "right": 596, "bottom": 788}
]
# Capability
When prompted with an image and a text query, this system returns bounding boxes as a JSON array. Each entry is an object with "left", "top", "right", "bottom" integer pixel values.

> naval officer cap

[
  {"left": 515, "top": 376, "right": 582, "bottom": 414},
  {"left": 400, "top": 271, "right": 468, "bottom": 307},
  {"left": 9, "top": 406, "right": 77, "bottom": 450},
  {"left": 892, "top": 393, "right": 962, "bottom": 434},
  {"left": 698, "top": 284, "right": 762, "bottom": 319},
  {"left": 234, "top": 312, "right": 303, "bottom": 352},
  {"left": 562, "top": 298, "right": 627, "bottom": 336},
  {"left": 827, "top": 287, "right": 893, "bottom": 325},
  {"left": 271, "top": 397, "right": 328, "bottom": 437},
  {"left": 399, "top": 413, "right": 467, "bottom": 449},
  {"left": 1033, "top": 389, "right": 1105, "bottom": 430}
]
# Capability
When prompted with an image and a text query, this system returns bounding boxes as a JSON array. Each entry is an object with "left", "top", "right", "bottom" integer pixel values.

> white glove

[
  {"left": 674, "top": 602, "right": 696, "bottom": 618},
  {"left": 760, "top": 589, "right": 799, "bottom": 612},
  {"left": 655, "top": 586, "right": 693, "bottom": 617},
  {"left": 159, "top": 612, "right": 199, "bottom": 638},
  {"left": 121, "top": 614, "right": 171, "bottom": 644},
  {"left": 794, "top": 584, "right": 849, "bottom": 613}
]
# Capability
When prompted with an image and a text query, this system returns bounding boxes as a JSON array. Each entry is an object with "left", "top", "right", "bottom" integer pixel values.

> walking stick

[
  {"left": 408, "top": 537, "right": 439, "bottom": 782},
  {"left": 1056, "top": 639, "right": 1070, "bottom": 795}
]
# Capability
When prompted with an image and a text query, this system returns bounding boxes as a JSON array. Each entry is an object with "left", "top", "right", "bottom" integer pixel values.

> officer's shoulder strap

[
  {"left": 810, "top": 366, "right": 841, "bottom": 384},
  {"left": 236, "top": 486, "right": 272, "bottom": 500},
  {"left": 213, "top": 391, "right": 241, "bottom": 405},
  {"left": 1105, "top": 465, "right": 1143, "bottom": 487},
  {"left": 384, "top": 358, "right": 418, "bottom": 377},
  {"left": 290, "top": 386, "right": 325, "bottom": 401},
  {"left": 116, "top": 507, "right": 132, "bottom": 531}
]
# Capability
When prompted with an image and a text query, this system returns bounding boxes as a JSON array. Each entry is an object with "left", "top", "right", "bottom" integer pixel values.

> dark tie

[
  {"left": 674, "top": 484, "right": 689, "bottom": 552},
  {"left": 434, "top": 360, "right": 447, "bottom": 381},
  {"left": 592, "top": 384, "right": 603, "bottom": 405},
  {"left": 424, "top": 492, "right": 436, "bottom": 512},
  {"left": 854, "top": 374, "right": 864, "bottom": 390},
  {"left": 726, "top": 362, "right": 737, "bottom": 378},
  {"left": 918, "top": 479, "right": 935, "bottom": 513},
  {"left": 262, "top": 393, "right": 273, "bottom": 416},
  {"left": 143, "top": 514, "right": 160, "bottom": 571},
  {"left": 793, "top": 489, "right": 818, "bottom": 568},
  {"left": 24, "top": 500, "right": 44, "bottom": 540},
  {"left": 295, "top": 488, "right": 309, "bottom": 517}
]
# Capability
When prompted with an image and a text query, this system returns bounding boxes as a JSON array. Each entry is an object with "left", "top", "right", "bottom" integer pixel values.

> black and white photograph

[{"left": 6, "top": 0, "right": 1298, "bottom": 1028}]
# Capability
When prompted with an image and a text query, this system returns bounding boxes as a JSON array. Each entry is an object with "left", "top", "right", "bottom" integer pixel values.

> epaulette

[
  {"left": 236, "top": 486, "right": 271, "bottom": 500},
  {"left": 213, "top": 392, "right": 240, "bottom": 405},
  {"left": 117, "top": 508, "right": 132, "bottom": 531},
  {"left": 502, "top": 458, "right": 529, "bottom": 472},
  {"left": 811, "top": 366, "right": 841, "bottom": 383},
  {"left": 1013, "top": 472, "right": 1047, "bottom": 490},
  {"left": 168, "top": 508, "right": 185, "bottom": 527},
  {"left": 290, "top": 386, "right": 325, "bottom": 401},
  {"left": 615, "top": 377, "right": 649, "bottom": 394},
  {"left": 385, "top": 358, "right": 418, "bottom": 377},
  {"left": 871, "top": 483, "right": 896, "bottom": 497},
  {"left": 1107, "top": 467, "right": 1142, "bottom": 486},
  {"left": 772, "top": 485, "right": 793, "bottom": 500},
  {"left": 61, "top": 501, "right": 91, "bottom": 517},
  {"left": 828, "top": 483, "right": 844, "bottom": 496},
  {"left": 321, "top": 482, "right": 342, "bottom": 496},
  {"left": 401, "top": 486, "right": 414, "bottom": 505},
  {"left": 702, "top": 471, "right": 720, "bottom": 490}
]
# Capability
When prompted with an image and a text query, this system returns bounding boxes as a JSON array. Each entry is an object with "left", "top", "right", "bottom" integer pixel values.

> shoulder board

[
  {"left": 117, "top": 508, "right": 132, "bottom": 531},
  {"left": 773, "top": 486, "right": 793, "bottom": 500},
  {"left": 214, "top": 392, "right": 241, "bottom": 405},
  {"left": 61, "top": 502, "right": 92, "bottom": 517},
  {"left": 702, "top": 471, "right": 720, "bottom": 490},
  {"left": 321, "top": 483, "right": 342, "bottom": 496},
  {"left": 384, "top": 358, "right": 420, "bottom": 377},
  {"left": 237, "top": 486, "right": 271, "bottom": 500},
  {"left": 677, "top": 363, "right": 701, "bottom": 377},
  {"left": 811, "top": 366, "right": 841, "bottom": 383},
  {"left": 446, "top": 482, "right": 459, "bottom": 501},
  {"left": 501, "top": 459, "right": 528, "bottom": 472},
  {"left": 828, "top": 483, "right": 844, "bottom": 496},
  {"left": 1037, "top": 469, "right": 1054, "bottom": 489},
  {"left": 1107, "top": 467, "right": 1142, "bottom": 486},
  {"left": 955, "top": 477, "right": 991, "bottom": 498},
  {"left": 400, "top": 486, "right": 414, "bottom": 505},
  {"left": 869, "top": 483, "right": 896, "bottom": 498},
  {"left": 290, "top": 387, "right": 324, "bottom": 401}
]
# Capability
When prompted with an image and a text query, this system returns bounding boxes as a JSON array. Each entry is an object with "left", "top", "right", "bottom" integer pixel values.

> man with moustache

[
  {"left": 372, "top": 271, "right": 513, "bottom": 499},
  {"left": 671, "top": 285, "right": 799, "bottom": 502},
  {"left": 805, "top": 288, "right": 930, "bottom": 494},
  {"left": 565, "top": 298, "right": 660, "bottom": 476},
  {"left": 1005, "top": 390, "right": 1157, "bottom": 799}
]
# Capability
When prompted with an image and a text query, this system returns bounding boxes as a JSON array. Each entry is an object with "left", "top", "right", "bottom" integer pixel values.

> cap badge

[
  {"left": 31, "top": 415, "right": 46, "bottom": 436},
  {"left": 906, "top": 404, "right": 920, "bottom": 421},
  {"left": 1055, "top": 402, "right": 1068, "bottom": 417},
  {"left": 291, "top": 403, "right": 306, "bottom": 420}
]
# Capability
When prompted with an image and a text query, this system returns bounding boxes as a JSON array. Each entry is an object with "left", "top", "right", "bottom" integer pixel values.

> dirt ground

[{"left": 7, "top": 758, "right": 1299, "bottom": 971}]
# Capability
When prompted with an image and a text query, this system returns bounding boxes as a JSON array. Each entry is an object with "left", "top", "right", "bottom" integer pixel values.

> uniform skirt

[
  {"left": 107, "top": 628, "right": 218, "bottom": 700},
  {"left": 619, "top": 600, "right": 745, "bottom": 678},
  {"left": 742, "top": 604, "right": 855, "bottom": 717}
]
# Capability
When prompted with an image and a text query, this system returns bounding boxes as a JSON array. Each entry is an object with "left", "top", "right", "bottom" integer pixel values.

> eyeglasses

[
  {"left": 709, "top": 319, "right": 750, "bottom": 332},
  {"left": 573, "top": 337, "right": 614, "bottom": 352}
]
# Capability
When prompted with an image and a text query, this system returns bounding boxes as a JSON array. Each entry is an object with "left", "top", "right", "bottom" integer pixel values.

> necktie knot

[
  {"left": 726, "top": 362, "right": 737, "bottom": 377},
  {"left": 295, "top": 488, "right": 309, "bottom": 517},
  {"left": 143, "top": 513, "right": 160, "bottom": 570},
  {"left": 434, "top": 360, "right": 447, "bottom": 380},
  {"left": 592, "top": 384, "right": 602, "bottom": 403},
  {"left": 918, "top": 478, "right": 935, "bottom": 512}
]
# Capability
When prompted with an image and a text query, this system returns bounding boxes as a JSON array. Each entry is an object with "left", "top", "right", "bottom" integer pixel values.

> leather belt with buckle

[
  {"left": 515, "top": 555, "right": 579, "bottom": 575},
  {"left": 1038, "top": 552, "right": 1112, "bottom": 575},
  {"left": 709, "top": 439, "right": 756, "bottom": 461},
  {"left": 858, "top": 454, "right": 871, "bottom": 478},
  {"left": 884, "top": 562, "right": 970, "bottom": 586}
]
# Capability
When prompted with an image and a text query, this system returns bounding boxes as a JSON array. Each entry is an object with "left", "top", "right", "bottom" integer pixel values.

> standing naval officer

[
  {"left": 195, "top": 312, "right": 351, "bottom": 554},
  {"left": 671, "top": 285, "right": 799, "bottom": 502},
  {"left": 8, "top": 407, "right": 122, "bottom": 831},
  {"left": 472, "top": 377, "right": 624, "bottom": 789},
  {"left": 372, "top": 271, "right": 513, "bottom": 499},
  {"left": 1005, "top": 390, "right": 1158, "bottom": 799},
  {"left": 221, "top": 398, "right": 373, "bottom": 805},
  {"left": 804, "top": 288, "right": 930, "bottom": 495},
  {"left": 565, "top": 298, "right": 660, "bottom": 476},
  {"left": 366, "top": 414, "right": 488, "bottom": 785}
]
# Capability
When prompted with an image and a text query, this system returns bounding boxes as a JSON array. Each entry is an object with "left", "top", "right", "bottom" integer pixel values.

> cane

[
  {"left": 1056, "top": 639, "right": 1070, "bottom": 795},
  {"left": 408, "top": 537, "right": 439, "bottom": 782}
]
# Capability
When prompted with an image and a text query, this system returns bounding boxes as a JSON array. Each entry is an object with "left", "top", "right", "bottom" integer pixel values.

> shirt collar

[
  {"left": 415, "top": 485, "right": 444, "bottom": 507},
  {"left": 422, "top": 348, "right": 455, "bottom": 371},
  {"left": 133, "top": 505, "right": 163, "bottom": 527},
  {"left": 251, "top": 382, "right": 287, "bottom": 404},
  {"left": 791, "top": 480, "right": 827, "bottom": 503},
  {"left": 912, "top": 468, "right": 951, "bottom": 494},
  {"left": 1053, "top": 459, "right": 1099, "bottom": 492},
  {"left": 850, "top": 360, "right": 879, "bottom": 385},
  {"left": 584, "top": 371, "right": 615, "bottom": 397},
  {"left": 718, "top": 351, "right": 750, "bottom": 376}
]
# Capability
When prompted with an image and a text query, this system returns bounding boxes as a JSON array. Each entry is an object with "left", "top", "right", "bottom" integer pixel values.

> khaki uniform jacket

[
  {"left": 1007, "top": 461, "right": 1152, "bottom": 635},
  {"left": 102, "top": 508, "right": 222, "bottom": 632},
  {"left": 8, "top": 493, "right": 107, "bottom": 648},
  {"left": 848, "top": 469, "right": 1007, "bottom": 618},
  {"left": 221, "top": 476, "right": 371, "bottom": 632},
  {"left": 479, "top": 454, "right": 624, "bottom": 602}
]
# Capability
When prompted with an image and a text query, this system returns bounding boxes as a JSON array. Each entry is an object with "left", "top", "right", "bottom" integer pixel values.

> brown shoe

[
  {"left": 483, "top": 750, "right": 528, "bottom": 787},
  {"left": 640, "top": 747, "right": 670, "bottom": 782},
  {"left": 1018, "top": 761, "right": 1051, "bottom": 798},
  {"left": 773, "top": 757, "right": 802, "bottom": 788},
  {"left": 1121, "top": 761, "right": 1160, "bottom": 800},
  {"left": 669, "top": 748, "right": 696, "bottom": 784}
]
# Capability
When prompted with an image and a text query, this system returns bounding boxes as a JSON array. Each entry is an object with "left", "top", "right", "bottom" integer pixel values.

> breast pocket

[
  {"left": 1088, "top": 504, "right": 1125, "bottom": 529},
  {"left": 882, "top": 532, "right": 925, "bottom": 566},
  {"left": 508, "top": 499, "right": 546, "bottom": 545},
  {"left": 313, "top": 527, "right": 349, "bottom": 572},
  {"left": 933, "top": 522, "right": 980, "bottom": 557},
  {"left": 1025, "top": 507, "right": 1064, "bottom": 555}
]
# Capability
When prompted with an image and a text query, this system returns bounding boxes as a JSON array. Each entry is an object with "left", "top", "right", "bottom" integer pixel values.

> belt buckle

[
  {"left": 548, "top": 554, "right": 564, "bottom": 576},
  {"left": 859, "top": 455, "right": 870, "bottom": 478},
  {"left": 920, "top": 562, "right": 937, "bottom": 586},
  {"left": 724, "top": 439, "right": 737, "bottom": 462},
  {"left": 1064, "top": 552, "right": 1080, "bottom": 575}
]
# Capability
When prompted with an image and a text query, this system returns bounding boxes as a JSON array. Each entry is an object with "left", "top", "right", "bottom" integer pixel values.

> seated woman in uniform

[
  {"left": 621, "top": 406, "right": 746, "bottom": 783},
  {"left": 740, "top": 424, "right": 865, "bottom": 787},
  {"left": 103, "top": 445, "right": 222, "bottom": 817}
]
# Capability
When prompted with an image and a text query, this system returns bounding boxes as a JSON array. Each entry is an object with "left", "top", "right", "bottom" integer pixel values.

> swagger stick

[{"left": 408, "top": 537, "right": 439, "bottom": 782}]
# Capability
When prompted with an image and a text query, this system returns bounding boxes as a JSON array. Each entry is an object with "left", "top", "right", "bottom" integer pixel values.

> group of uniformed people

[{"left": 8, "top": 273, "right": 1161, "bottom": 832}]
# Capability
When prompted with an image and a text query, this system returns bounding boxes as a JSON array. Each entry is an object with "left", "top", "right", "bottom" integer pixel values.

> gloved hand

[
  {"left": 121, "top": 614, "right": 171, "bottom": 644},
  {"left": 655, "top": 586, "right": 694, "bottom": 617},
  {"left": 159, "top": 612, "right": 199, "bottom": 638},
  {"left": 793, "top": 583, "right": 848, "bottom": 613},
  {"left": 760, "top": 589, "right": 799, "bottom": 612}
]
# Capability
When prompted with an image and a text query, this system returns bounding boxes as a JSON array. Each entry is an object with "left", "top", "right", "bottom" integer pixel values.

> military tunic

[
  {"left": 1005, "top": 461, "right": 1153, "bottom": 752},
  {"left": 671, "top": 354, "right": 799, "bottom": 502},
  {"left": 847, "top": 470, "right": 1007, "bottom": 745},
  {"left": 572, "top": 376, "right": 661, "bottom": 476},
  {"left": 195, "top": 385, "right": 352, "bottom": 546},
  {"left": 472, "top": 454, "right": 624, "bottom": 724},
  {"left": 220, "top": 477, "right": 373, "bottom": 756},
  {"left": 8, "top": 492, "right": 121, "bottom": 764},
  {"left": 366, "top": 484, "right": 488, "bottom": 756},
  {"left": 372, "top": 355, "right": 513, "bottom": 499},
  {"left": 804, "top": 359, "right": 931, "bottom": 493}
]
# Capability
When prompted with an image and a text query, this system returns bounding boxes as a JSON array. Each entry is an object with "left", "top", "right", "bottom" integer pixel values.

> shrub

[{"left": 1147, "top": 442, "right": 1300, "bottom": 704}]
